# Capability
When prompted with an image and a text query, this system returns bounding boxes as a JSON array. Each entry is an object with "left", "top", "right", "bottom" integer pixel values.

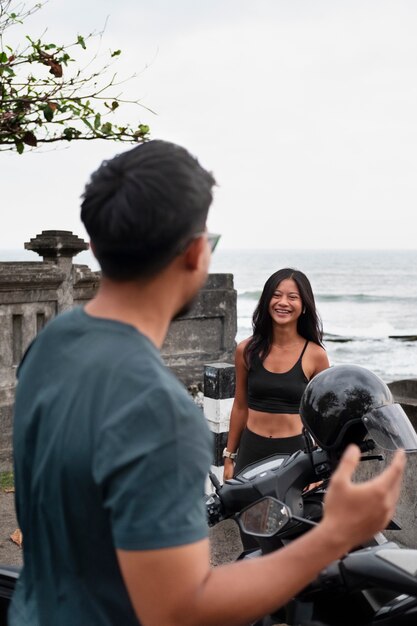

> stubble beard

[
  {"left": 173, "top": 271, "right": 209, "bottom": 320},
  {"left": 172, "top": 294, "right": 199, "bottom": 320}
]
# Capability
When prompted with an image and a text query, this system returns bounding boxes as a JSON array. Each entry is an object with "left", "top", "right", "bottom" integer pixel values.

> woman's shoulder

[
  {"left": 306, "top": 340, "right": 326, "bottom": 355},
  {"left": 235, "top": 337, "right": 253, "bottom": 367},
  {"left": 305, "top": 341, "right": 330, "bottom": 373},
  {"left": 236, "top": 337, "right": 252, "bottom": 351}
]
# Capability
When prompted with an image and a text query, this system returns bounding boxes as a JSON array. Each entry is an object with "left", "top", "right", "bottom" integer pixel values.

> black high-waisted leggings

[{"left": 233, "top": 427, "right": 306, "bottom": 476}]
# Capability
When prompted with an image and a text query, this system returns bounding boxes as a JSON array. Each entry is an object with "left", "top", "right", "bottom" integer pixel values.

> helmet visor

[{"left": 362, "top": 404, "right": 417, "bottom": 452}]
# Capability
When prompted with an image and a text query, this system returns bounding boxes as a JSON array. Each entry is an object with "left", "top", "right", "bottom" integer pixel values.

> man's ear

[{"left": 183, "top": 235, "right": 205, "bottom": 271}]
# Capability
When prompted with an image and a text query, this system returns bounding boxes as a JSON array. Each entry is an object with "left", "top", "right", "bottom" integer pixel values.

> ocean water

[
  {"left": 210, "top": 249, "right": 417, "bottom": 383},
  {"left": 2, "top": 247, "right": 416, "bottom": 383}
]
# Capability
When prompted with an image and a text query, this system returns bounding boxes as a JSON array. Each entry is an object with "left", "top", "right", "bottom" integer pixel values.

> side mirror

[{"left": 237, "top": 496, "right": 317, "bottom": 537}]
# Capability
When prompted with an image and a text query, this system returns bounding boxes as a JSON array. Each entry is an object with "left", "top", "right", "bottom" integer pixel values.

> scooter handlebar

[{"left": 304, "top": 542, "right": 417, "bottom": 599}]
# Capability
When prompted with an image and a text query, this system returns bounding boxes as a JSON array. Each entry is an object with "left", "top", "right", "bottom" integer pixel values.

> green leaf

[
  {"left": 62, "top": 127, "right": 81, "bottom": 141},
  {"left": 15, "top": 141, "right": 24, "bottom": 154},
  {"left": 43, "top": 105, "right": 54, "bottom": 122},
  {"left": 81, "top": 117, "right": 94, "bottom": 131},
  {"left": 0, "top": 65, "right": 14, "bottom": 76},
  {"left": 138, "top": 124, "right": 150, "bottom": 135},
  {"left": 0, "top": 52, "right": 7, "bottom": 63},
  {"left": 101, "top": 122, "right": 112, "bottom": 135},
  {"left": 77, "top": 35, "right": 86, "bottom": 50},
  {"left": 111, "top": 50, "right": 121, "bottom": 57},
  {"left": 94, "top": 113, "right": 101, "bottom": 129},
  {"left": 63, "top": 127, "right": 74, "bottom": 140},
  {"left": 104, "top": 101, "right": 119, "bottom": 111}
]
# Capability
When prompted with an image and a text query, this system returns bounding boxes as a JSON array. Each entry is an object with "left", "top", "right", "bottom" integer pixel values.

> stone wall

[
  {"left": 163, "top": 274, "right": 237, "bottom": 386},
  {"left": 0, "top": 230, "right": 237, "bottom": 470},
  {"left": 388, "top": 379, "right": 417, "bottom": 426},
  {"left": 383, "top": 379, "right": 417, "bottom": 547}
]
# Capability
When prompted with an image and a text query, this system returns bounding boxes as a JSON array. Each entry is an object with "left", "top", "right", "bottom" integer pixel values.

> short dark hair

[
  {"left": 244, "top": 268, "right": 324, "bottom": 367},
  {"left": 80, "top": 140, "right": 216, "bottom": 280}
]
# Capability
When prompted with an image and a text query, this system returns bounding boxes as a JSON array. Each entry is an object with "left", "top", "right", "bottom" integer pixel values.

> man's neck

[{"left": 84, "top": 278, "right": 177, "bottom": 349}]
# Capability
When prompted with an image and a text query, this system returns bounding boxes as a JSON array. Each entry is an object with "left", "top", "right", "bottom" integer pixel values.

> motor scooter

[{"left": 206, "top": 438, "right": 417, "bottom": 625}]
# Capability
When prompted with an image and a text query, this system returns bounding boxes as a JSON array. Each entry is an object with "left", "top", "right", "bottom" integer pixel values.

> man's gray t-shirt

[{"left": 10, "top": 307, "right": 212, "bottom": 625}]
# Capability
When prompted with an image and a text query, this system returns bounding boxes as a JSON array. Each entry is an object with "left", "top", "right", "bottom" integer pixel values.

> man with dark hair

[
  {"left": 11, "top": 140, "right": 405, "bottom": 626},
  {"left": 80, "top": 140, "right": 216, "bottom": 281}
]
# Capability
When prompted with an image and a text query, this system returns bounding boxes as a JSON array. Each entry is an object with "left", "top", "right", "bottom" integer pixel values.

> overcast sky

[{"left": 2, "top": 0, "right": 417, "bottom": 251}]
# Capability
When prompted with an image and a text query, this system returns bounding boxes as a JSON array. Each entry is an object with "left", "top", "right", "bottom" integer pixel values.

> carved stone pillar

[{"left": 25, "top": 230, "right": 89, "bottom": 312}]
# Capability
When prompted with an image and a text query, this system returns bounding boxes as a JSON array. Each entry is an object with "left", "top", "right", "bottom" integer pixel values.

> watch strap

[{"left": 222, "top": 447, "right": 237, "bottom": 460}]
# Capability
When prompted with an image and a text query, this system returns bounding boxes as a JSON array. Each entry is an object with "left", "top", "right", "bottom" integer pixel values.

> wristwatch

[{"left": 222, "top": 447, "right": 237, "bottom": 460}]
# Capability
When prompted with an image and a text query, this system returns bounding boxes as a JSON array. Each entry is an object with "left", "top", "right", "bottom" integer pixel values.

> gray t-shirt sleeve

[{"left": 93, "top": 383, "right": 212, "bottom": 551}]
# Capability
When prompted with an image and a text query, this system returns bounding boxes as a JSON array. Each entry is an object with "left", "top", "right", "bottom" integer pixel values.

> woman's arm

[
  {"left": 305, "top": 343, "right": 330, "bottom": 380},
  {"left": 223, "top": 339, "right": 250, "bottom": 480}
]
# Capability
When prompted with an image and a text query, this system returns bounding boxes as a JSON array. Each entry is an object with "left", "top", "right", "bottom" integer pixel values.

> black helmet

[{"left": 300, "top": 364, "right": 417, "bottom": 453}]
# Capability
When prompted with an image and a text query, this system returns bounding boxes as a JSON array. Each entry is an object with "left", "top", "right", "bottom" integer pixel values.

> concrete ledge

[{"left": 388, "top": 379, "right": 417, "bottom": 428}]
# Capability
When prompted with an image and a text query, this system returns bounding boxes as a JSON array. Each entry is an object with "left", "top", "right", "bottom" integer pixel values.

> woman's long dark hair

[{"left": 244, "top": 268, "right": 324, "bottom": 368}]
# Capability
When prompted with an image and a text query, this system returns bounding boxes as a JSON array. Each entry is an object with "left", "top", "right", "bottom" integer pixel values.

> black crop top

[{"left": 247, "top": 341, "right": 309, "bottom": 414}]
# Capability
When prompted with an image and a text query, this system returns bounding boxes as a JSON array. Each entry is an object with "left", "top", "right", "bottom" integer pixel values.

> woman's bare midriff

[{"left": 247, "top": 408, "right": 303, "bottom": 438}]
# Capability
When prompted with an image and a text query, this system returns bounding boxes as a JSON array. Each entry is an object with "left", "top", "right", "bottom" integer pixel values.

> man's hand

[{"left": 322, "top": 444, "right": 406, "bottom": 553}]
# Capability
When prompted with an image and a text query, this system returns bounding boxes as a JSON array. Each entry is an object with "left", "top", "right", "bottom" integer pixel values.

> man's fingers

[
  {"left": 334, "top": 447, "right": 406, "bottom": 493},
  {"left": 332, "top": 444, "right": 361, "bottom": 483},
  {"left": 377, "top": 449, "right": 406, "bottom": 491}
]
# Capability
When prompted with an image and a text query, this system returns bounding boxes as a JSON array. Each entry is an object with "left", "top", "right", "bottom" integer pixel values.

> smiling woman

[{"left": 223, "top": 268, "right": 330, "bottom": 481}]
